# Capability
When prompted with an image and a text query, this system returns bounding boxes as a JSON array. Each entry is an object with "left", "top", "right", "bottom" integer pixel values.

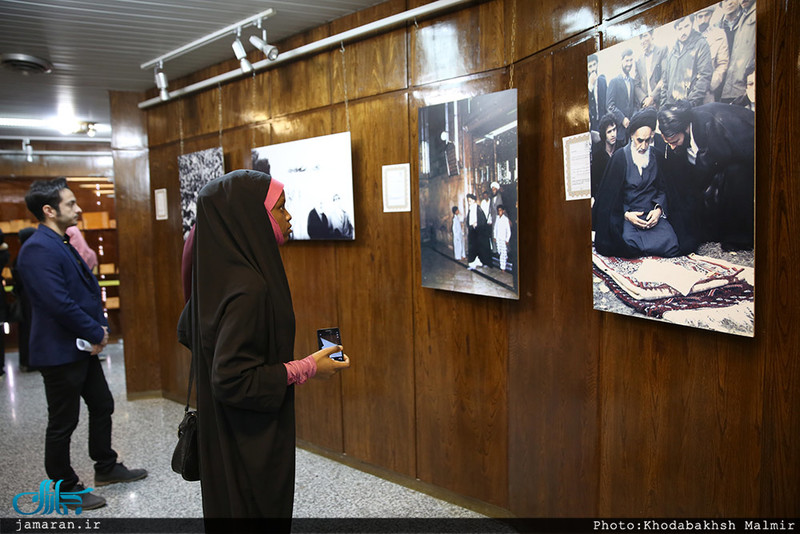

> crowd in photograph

[{"left": 589, "top": 0, "right": 755, "bottom": 259}]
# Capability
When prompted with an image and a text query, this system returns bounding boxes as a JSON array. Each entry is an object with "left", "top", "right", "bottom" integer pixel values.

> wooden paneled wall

[{"left": 114, "top": 0, "right": 799, "bottom": 517}]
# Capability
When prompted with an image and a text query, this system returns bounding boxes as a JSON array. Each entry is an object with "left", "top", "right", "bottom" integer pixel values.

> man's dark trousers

[{"left": 39, "top": 354, "right": 117, "bottom": 490}]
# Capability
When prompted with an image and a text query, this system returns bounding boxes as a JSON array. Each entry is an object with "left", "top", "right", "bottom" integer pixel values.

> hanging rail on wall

[
  {"left": 0, "top": 135, "right": 110, "bottom": 143},
  {"left": 138, "top": 0, "right": 475, "bottom": 110},
  {"left": 0, "top": 150, "right": 113, "bottom": 157}
]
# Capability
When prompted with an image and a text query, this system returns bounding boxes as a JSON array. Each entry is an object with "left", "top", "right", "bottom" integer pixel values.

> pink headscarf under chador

[{"left": 263, "top": 177, "right": 286, "bottom": 246}]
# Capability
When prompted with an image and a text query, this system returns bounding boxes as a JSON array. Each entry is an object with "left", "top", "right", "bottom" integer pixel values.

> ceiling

[{"left": 0, "top": 0, "right": 385, "bottom": 141}]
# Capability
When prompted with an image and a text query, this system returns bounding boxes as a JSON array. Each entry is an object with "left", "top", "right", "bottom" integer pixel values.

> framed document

[
  {"left": 382, "top": 163, "right": 411, "bottom": 213},
  {"left": 562, "top": 132, "right": 591, "bottom": 201}
]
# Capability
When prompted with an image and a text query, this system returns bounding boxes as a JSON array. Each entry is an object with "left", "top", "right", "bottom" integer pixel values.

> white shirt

[
  {"left": 480, "top": 199, "right": 490, "bottom": 219},
  {"left": 687, "top": 124, "right": 699, "bottom": 165},
  {"left": 494, "top": 214, "right": 511, "bottom": 243},
  {"left": 644, "top": 53, "right": 655, "bottom": 94},
  {"left": 468, "top": 204, "right": 478, "bottom": 227}
]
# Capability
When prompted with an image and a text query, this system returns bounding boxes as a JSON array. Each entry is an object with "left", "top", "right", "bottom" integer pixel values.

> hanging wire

[
  {"left": 508, "top": 0, "right": 517, "bottom": 90},
  {"left": 178, "top": 99, "right": 185, "bottom": 155},
  {"left": 251, "top": 70, "right": 257, "bottom": 148},
  {"left": 340, "top": 42, "right": 351, "bottom": 132},
  {"left": 218, "top": 83, "right": 224, "bottom": 149}
]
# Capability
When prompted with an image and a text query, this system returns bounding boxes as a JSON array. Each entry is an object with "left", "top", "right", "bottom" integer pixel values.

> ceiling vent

[{"left": 1, "top": 53, "right": 53, "bottom": 75}]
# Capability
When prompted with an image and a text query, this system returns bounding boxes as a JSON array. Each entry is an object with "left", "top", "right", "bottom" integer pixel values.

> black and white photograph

[
  {"left": 589, "top": 1, "right": 756, "bottom": 336},
  {"left": 252, "top": 132, "right": 355, "bottom": 241},
  {"left": 178, "top": 146, "right": 224, "bottom": 239},
  {"left": 418, "top": 89, "right": 519, "bottom": 300}
]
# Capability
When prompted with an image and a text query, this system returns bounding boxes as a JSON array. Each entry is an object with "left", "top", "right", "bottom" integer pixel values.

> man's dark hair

[
  {"left": 587, "top": 54, "right": 598, "bottom": 65},
  {"left": 621, "top": 48, "right": 634, "bottom": 59},
  {"left": 26, "top": 177, "right": 69, "bottom": 222},
  {"left": 452, "top": 206, "right": 458, "bottom": 214},
  {"left": 657, "top": 100, "right": 693, "bottom": 138},
  {"left": 467, "top": 193, "right": 477, "bottom": 201},
  {"left": 673, "top": 15, "right": 694, "bottom": 29},
  {"left": 598, "top": 113, "right": 618, "bottom": 141}
]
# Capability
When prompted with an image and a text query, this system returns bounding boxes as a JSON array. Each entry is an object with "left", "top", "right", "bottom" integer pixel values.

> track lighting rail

[
  {"left": 140, "top": 8, "right": 275, "bottom": 70},
  {"left": 138, "top": 0, "right": 473, "bottom": 109}
]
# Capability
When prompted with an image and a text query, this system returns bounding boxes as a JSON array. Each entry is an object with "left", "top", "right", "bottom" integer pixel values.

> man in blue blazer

[{"left": 17, "top": 178, "right": 147, "bottom": 511}]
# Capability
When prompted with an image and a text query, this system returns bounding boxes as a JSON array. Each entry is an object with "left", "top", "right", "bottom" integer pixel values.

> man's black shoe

[
  {"left": 95, "top": 463, "right": 148, "bottom": 486},
  {"left": 63, "top": 483, "right": 106, "bottom": 511}
]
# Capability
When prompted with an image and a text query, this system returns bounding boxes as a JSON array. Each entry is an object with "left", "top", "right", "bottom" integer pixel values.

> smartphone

[{"left": 317, "top": 327, "right": 344, "bottom": 361}]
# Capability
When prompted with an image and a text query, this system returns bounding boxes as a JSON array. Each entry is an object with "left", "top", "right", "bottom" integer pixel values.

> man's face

[
  {"left": 661, "top": 130, "right": 687, "bottom": 151},
  {"left": 605, "top": 123, "right": 618, "bottom": 146},
  {"left": 696, "top": 11, "right": 712, "bottom": 31},
  {"left": 467, "top": 197, "right": 476, "bottom": 206},
  {"left": 740, "top": 0, "right": 754, "bottom": 10},
  {"left": 587, "top": 59, "right": 597, "bottom": 77},
  {"left": 746, "top": 71, "right": 756, "bottom": 103},
  {"left": 631, "top": 126, "right": 654, "bottom": 155},
  {"left": 270, "top": 191, "right": 293, "bottom": 241},
  {"left": 676, "top": 19, "right": 693, "bottom": 42},
  {"left": 639, "top": 33, "right": 652, "bottom": 52},
  {"left": 621, "top": 55, "right": 633, "bottom": 75},
  {"left": 51, "top": 188, "right": 81, "bottom": 230},
  {"left": 722, "top": 0, "right": 739, "bottom": 15}
]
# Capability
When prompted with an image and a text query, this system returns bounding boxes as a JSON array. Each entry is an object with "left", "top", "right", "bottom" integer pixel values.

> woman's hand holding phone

[{"left": 312, "top": 345, "right": 350, "bottom": 379}]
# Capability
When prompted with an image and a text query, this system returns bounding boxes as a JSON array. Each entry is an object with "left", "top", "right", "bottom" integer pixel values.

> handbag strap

[{"left": 185, "top": 346, "right": 195, "bottom": 412}]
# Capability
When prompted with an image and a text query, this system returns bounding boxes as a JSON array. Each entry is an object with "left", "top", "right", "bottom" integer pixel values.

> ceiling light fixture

[
  {"left": 140, "top": 8, "right": 276, "bottom": 98},
  {"left": 249, "top": 19, "right": 279, "bottom": 61},
  {"left": 56, "top": 117, "right": 82, "bottom": 135},
  {"left": 139, "top": 0, "right": 475, "bottom": 110},
  {"left": 0, "top": 53, "right": 53, "bottom": 75},
  {"left": 154, "top": 61, "right": 169, "bottom": 101},
  {"left": 232, "top": 28, "right": 253, "bottom": 74},
  {"left": 0, "top": 117, "right": 46, "bottom": 128}
]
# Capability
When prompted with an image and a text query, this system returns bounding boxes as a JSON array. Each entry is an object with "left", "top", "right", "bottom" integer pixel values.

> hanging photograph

[
  {"left": 418, "top": 88, "right": 519, "bottom": 300},
  {"left": 178, "top": 146, "right": 224, "bottom": 240},
  {"left": 588, "top": 2, "right": 756, "bottom": 336},
  {"left": 252, "top": 132, "right": 355, "bottom": 241}
]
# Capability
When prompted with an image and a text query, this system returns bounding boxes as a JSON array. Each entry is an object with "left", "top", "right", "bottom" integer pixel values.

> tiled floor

[{"left": 0, "top": 341, "right": 484, "bottom": 521}]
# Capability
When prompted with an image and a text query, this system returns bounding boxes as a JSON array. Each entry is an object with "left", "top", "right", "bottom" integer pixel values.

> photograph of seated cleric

[
  {"left": 593, "top": 109, "right": 683, "bottom": 259},
  {"left": 587, "top": 3, "right": 755, "bottom": 336}
]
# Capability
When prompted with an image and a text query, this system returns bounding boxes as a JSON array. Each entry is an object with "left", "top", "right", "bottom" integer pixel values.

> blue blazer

[{"left": 17, "top": 225, "right": 107, "bottom": 367}]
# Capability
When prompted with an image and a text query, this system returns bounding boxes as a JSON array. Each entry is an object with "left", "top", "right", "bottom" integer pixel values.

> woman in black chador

[{"left": 179, "top": 170, "right": 349, "bottom": 525}]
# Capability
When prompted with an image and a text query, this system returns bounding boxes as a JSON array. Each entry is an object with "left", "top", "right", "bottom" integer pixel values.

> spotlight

[
  {"left": 23, "top": 139, "right": 33, "bottom": 162},
  {"left": 249, "top": 32, "right": 278, "bottom": 61},
  {"left": 232, "top": 29, "right": 253, "bottom": 73},
  {"left": 154, "top": 61, "right": 169, "bottom": 101}
]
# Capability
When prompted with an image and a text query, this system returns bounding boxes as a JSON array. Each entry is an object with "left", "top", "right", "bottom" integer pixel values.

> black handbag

[{"left": 171, "top": 350, "right": 200, "bottom": 481}]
